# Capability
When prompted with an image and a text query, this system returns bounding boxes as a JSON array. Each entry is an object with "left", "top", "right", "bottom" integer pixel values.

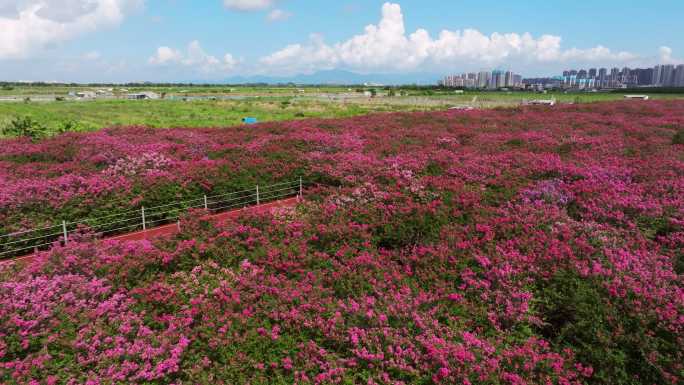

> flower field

[{"left": 1, "top": 100, "right": 683, "bottom": 384}]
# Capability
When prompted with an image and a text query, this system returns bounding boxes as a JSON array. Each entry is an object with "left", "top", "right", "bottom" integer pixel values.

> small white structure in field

[
  {"left": 528, "top": 99, "right": 556, "bottom": 106},
  {"left": 624, "top": 95, "right": 649, "bottom": 100},
  {"left": 127, "top": 91, "right": 160, "bottom": 100},
  {"left": 75, "top": 91, "right": 96, "bottom": 99}
]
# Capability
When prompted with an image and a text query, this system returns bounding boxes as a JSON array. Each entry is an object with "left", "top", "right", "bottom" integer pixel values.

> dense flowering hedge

[
  {"left": 1, "top": 100, "right": 683, "bottom": 384},
  {"left": 0, "top": 124, "right": 312, "bottom": 235}
]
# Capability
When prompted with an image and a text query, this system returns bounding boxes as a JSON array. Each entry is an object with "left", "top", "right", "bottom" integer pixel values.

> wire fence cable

[{"left": 0, "top": 179, "right": 308, "bottom": 260}]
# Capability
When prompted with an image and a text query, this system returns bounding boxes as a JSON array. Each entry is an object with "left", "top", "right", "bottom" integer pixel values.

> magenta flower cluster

[{"left": 1, "top": 100, "right": 683, "bottom": 384}]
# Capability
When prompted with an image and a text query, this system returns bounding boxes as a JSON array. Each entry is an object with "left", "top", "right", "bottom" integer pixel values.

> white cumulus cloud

[
  {"left": 0, "top": 0, "right": 143, "bottom": 59},
  {"left": 260, "top": 33, "right": 339, "bottom": 74},
  {"left": 148, "top": 40, "right": 239, "bottom": 73},
  {"left": 658, "top": 46, "right": 682, "bottom": 65},
  {"left": 266, "top": 8, "right": 291, "bottom": 22},
  {"left": 223, "top": 0, "right": 276, "bottom": 11},
  {"left": 148, "top": 46, "right": 182, "bottom": 65},
  {"left": 260, "top": 2, "right": 641, "bottom": 75}
]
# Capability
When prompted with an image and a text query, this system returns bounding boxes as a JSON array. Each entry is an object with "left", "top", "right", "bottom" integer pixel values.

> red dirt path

[{"left": 1, "top": 197, "right": 299, "bottom": 266}]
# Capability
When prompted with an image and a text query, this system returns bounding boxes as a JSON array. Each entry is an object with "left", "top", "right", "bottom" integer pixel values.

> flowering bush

[
  {"left": 1, "top": 100, "right": 683, "bottom": 384},
  {"left": 103, "top": 152, "right": 174, "bottom": 178}
]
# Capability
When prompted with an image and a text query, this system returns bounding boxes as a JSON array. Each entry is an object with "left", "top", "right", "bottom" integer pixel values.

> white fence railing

[{"left": 0, "top": 178, "right": 307, "bottom": 259}]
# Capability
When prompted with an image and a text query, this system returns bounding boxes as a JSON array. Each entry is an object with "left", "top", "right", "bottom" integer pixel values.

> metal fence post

[
  {"left": 141, "top": 206, "right": 146, "bottom": 231},
  {"left": 204, "top": 194, "right": 208, "bottom": 210},
  {"left": 62, "top": 220, "right": 68, "bottom": 245},
  {"left": 299, "top": 177, "right": 303, "bottom": 199},
  {"left": 256, "top": 185, "right": 260, "bottom": 205}
]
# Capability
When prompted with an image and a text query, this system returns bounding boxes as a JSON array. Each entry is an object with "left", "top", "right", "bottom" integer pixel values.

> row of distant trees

[{"left": 609, "top": 87, "right": 684, "bottom": 94}]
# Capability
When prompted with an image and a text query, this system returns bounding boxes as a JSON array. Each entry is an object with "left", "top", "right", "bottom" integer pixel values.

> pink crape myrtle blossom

[{"left": 1, "top": 100, "right": 684, "bottom": 383}]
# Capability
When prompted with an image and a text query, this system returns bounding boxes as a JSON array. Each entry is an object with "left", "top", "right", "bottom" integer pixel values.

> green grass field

[
  {"left": 0, "top": 97, "right": 435, "bottom": 137},
  {"left": 2, "top": 86, "right": 684, "bottom": 138}
]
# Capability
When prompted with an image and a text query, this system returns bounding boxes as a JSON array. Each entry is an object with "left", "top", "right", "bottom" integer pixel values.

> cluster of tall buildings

[
  {"left": 653, "top": 64, "right": 684, "bottom": 87},
  {"left": 559, "top": 64, "right": 684, "bottom": 89},
  {"left": 441, "top": 70, "right": 523, "bottom": 89}
]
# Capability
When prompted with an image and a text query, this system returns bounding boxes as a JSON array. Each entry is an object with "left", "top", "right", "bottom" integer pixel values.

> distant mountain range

[{"left": 214, "top": 70, "right": 441, "bottom": 86}]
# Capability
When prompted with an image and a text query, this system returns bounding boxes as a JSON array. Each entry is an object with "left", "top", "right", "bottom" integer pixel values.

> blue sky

[{"left": 0, "top": 0, "right": 682, "bottom": 82}]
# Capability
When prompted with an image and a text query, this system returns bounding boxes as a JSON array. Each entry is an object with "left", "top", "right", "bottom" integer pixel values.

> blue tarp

[{"left": 242, "top": 117, "right": 258, "bottom": 124}]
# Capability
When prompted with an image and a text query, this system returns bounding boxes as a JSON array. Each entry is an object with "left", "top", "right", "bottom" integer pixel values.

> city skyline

[
  {"left": 441, "top": 70, "right": 523, "bottom": 89},
  {"left": 556, "top": 64, "right": 684, "bottom": 89},
  {"left": 440, "top": 63, "right": 684, "bottom": 90}
]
